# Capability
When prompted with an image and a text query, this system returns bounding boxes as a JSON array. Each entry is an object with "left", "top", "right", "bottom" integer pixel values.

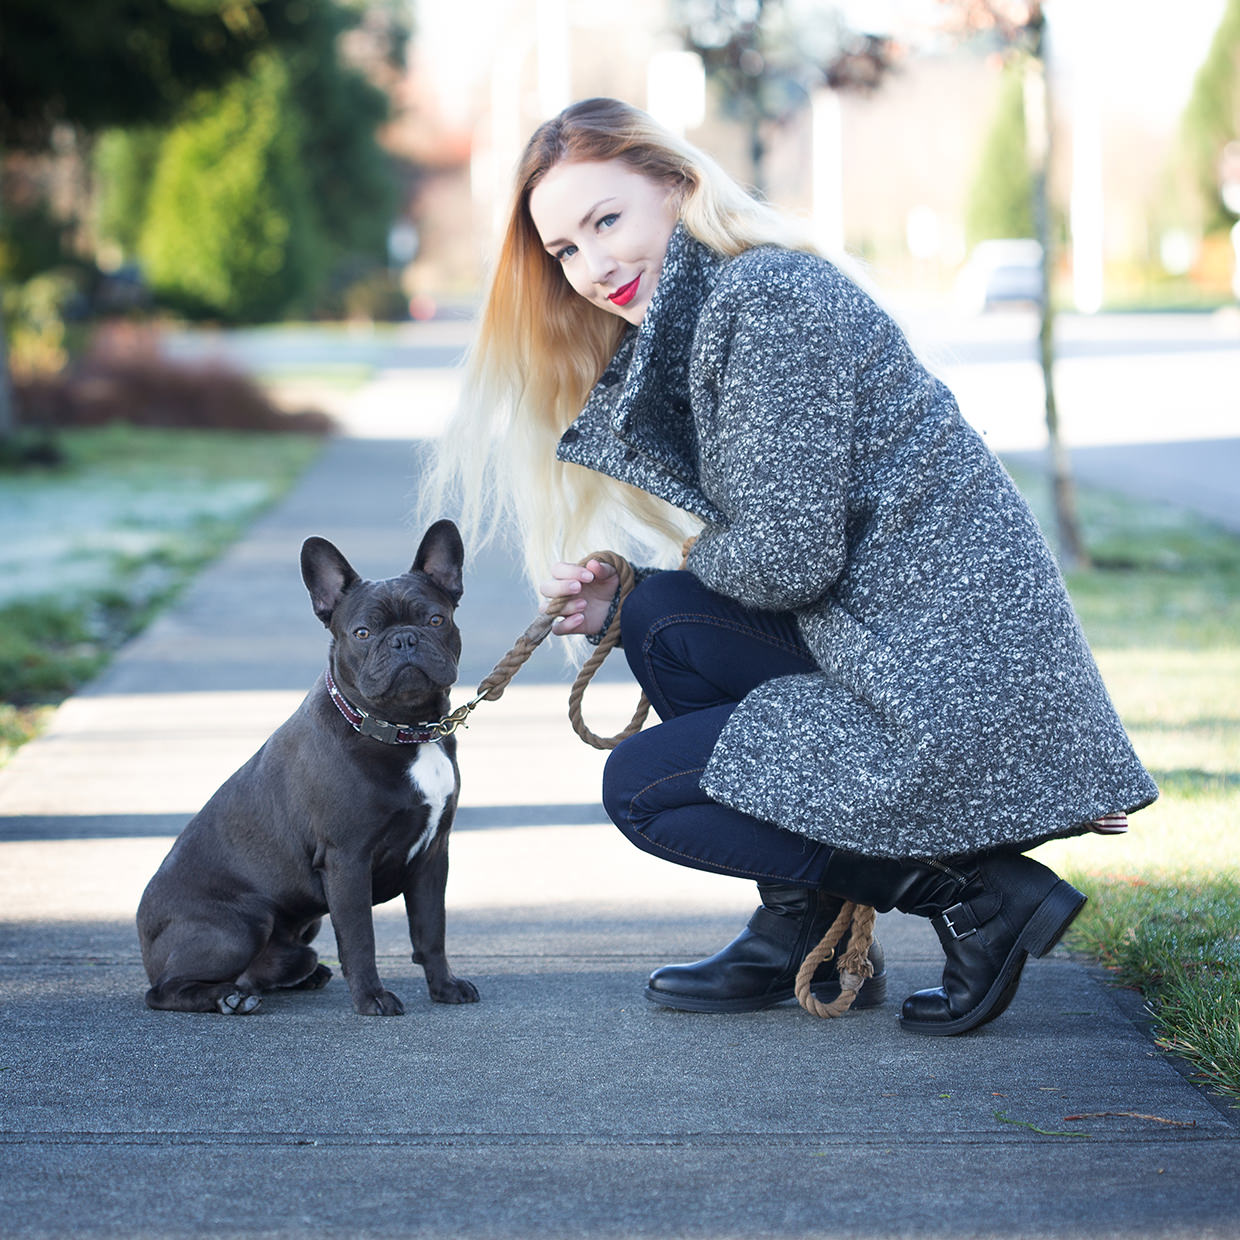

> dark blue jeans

[{"left": 601, "top": 571, "right": 834, "bottom": 886}]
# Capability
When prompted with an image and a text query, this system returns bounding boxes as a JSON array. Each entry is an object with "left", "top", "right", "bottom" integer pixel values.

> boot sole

[
  {"left": 898, "top": 879, "right": 1087, "bottom": 1037},
  {"left": 644, "top": 968, "right": 888, "bottom": 1014}
]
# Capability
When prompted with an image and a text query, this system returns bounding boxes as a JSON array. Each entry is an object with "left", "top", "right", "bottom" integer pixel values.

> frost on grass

[{"left": 0, "top": 477, "right": 268, "bottom": 605}]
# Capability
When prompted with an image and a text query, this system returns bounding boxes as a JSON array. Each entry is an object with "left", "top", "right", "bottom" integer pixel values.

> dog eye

[
  {"left": 353, "top": 627, "right": 370, "bottom": 640},
  {"left": 428, "top": 615, "right": 444, "bottom": 628}
]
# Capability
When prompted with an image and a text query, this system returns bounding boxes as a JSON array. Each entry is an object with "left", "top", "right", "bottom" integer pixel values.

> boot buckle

[{"left": 939, "top": 903, "right": 977, "bottom": 940}]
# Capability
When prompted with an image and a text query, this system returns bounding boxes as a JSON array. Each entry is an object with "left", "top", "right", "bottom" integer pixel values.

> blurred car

[{"left": 955, "top": 239, "right": 1044, "bottom": 313}]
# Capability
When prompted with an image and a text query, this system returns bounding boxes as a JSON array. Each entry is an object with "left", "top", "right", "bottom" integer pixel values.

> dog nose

[{"left": 386, "top": 628, "right": 420, "bottom": 651}]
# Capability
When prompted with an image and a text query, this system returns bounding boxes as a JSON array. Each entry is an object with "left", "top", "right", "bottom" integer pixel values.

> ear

[
  {"left": 301, "top": 537, "right": 361, "bottom": 627},
  {"left": 412, "top": 519, "right": 465, "bottom": 603}
]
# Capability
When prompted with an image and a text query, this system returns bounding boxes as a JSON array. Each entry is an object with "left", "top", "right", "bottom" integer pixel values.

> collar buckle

[{"left": 358, "top": 714, "right": 408, "bottom": 743}]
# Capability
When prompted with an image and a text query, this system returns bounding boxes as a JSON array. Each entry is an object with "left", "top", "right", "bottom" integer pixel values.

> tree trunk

[
  {"left": 748, "top": 109, "right": 767, "bottom": 199},
  {"left": 0, "top": 300, "right": 16, "bottom": 440},
  {"left": 1025, "top": 30, "right": 1089, "bottom": 571}
]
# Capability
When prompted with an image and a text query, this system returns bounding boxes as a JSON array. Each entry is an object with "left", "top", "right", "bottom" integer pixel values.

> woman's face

[{"left": 528, "top": 159, "right": 680, "bottom": 326}]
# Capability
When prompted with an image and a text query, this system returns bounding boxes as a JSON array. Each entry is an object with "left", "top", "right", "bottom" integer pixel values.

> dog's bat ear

[
  {"left": 301, "top": 537, "right": 361, "bottom": 626},
  {"left": 412, "top": 519, "right": 465, "bottom": 603}
]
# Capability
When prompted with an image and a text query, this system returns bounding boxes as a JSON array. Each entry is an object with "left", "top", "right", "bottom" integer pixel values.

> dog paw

[
  {"left": 293, "top": 964, "right": 333, "bottom": 990},
  {"left": 430, "top": 976, "right": 479, "bottom": 1005},
  {"left": 217, "top": 991, "right": 261, "bottom": 1015},
  {"left": 356, "top": 989, "right": 405, "bottom": 1016}
]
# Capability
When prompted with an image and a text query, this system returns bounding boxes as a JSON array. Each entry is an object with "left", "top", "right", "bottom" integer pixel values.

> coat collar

[{"left": 555, "top": 225, "right": 728, "bottom": 523}]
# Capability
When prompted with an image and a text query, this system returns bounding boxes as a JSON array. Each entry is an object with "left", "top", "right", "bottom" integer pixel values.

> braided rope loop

[
  {"left": 794, "top": 901, "right": 877, "bottom": 1019},
  {"left": 471, "top": 550, "right": 648, "bottom": 750},
  {"left": 564, "top": 552, "right": 650, "bottom": 749}
]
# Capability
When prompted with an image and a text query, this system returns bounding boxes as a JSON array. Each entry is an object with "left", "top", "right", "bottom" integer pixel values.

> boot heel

[
  {"left": 853, "top": 968, "right": 887, "bottom": 1008},
  {"left": 1022, "top": 880, "right": 1086, "bottom": 958},
  {"left": 809, "top": 968, "right": 886, "bottom": 1010}
]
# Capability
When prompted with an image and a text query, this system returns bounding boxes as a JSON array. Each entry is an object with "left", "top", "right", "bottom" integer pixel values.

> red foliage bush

[{"left": 14, "top": 322, "right": 334, "bottom": 435}]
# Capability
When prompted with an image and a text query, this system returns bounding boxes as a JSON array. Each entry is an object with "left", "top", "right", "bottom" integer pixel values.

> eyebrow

[{"left": 540, "top": 197, "right": 619, "bottom": 251}]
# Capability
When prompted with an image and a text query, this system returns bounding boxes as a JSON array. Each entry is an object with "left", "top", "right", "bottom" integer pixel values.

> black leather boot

[
  {"left": 644, "top": 883, "right": 887, "bottom": 1013},
  {"left": 820, "top": 849, "right": 1086, "bottom": 1036}
]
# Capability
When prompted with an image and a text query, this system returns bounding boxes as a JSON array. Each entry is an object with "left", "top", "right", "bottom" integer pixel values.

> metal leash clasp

[{"left": 421, "top": 695, "right": 486, "bottom": 739}]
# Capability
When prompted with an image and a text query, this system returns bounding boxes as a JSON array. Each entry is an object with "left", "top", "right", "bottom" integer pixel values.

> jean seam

[
  {"left": 644, "top": 610, "right": 812, "bottom": 659},
  {"left": 639, "top": 611, "right": 814, "bottom": 718},
  {"left": 625, "top": 768, "right": 809, "bottom": 884}
]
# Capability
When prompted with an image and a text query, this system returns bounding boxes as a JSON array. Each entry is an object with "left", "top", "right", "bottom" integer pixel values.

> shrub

[
  {"left": 13, "top": 324, "right": 333, "bottom": 433},
  {"left": 964, "top": 63, "right": 1035, "bottom": 247},
  {"left": 1180, "top": 0, "right": 1240, "bottom": 234},
  {"left": 138, "top": 54, "right": 324, "bottom": 322}
]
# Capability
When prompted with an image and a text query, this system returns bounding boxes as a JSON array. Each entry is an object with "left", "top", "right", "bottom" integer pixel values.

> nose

[
  {"left": 582, "top": 242, "right": 617, "bottom": 285},
  {"left": 386, "top": 628, "right": 420, "bottom": 651}
]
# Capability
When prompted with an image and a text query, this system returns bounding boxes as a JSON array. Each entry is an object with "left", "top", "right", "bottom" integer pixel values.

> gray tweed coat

[{"left": 556, "top": 225, "right": 1157, "bottom": 859}]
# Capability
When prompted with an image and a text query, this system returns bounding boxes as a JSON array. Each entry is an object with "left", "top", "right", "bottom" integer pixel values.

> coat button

[
  {"left": 560, "top": 428, "right": 581, "bottom": 444},
  {"left": 599, "top": 371, "right": 621, "bottom": 387},
  {"left": 673, "top": 398, "right": 691, "bottom": 415},
  {"left": 623, "top": 448, "right": 637, "bottom": 461}
]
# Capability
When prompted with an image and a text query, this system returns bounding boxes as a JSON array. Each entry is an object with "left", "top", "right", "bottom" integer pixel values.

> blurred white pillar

[
  {"left": 480, "top": 14, "right": 542, "bottom": 236},
  {"left": 537, "top": 0, "right": 572, "bottom": 118},
  {"left": 1232, "top": 221, "right": 1240, "bottom": 301},
  {"left": 1065, "top": 2, "right": 1105, "bottom": 313},
  {"left": 812, "top": 88, "right": 845, "bottom": 257}
]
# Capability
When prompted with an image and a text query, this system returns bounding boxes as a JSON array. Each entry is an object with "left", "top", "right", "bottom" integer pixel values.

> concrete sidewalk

[{"left": 1, "top": 386, "right": 1238, "bottom": 1239}]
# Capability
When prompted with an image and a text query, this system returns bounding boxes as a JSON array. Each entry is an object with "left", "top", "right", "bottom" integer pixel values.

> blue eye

[
  {"left": 554, "top": 244, "right": 577, "bottom": 263},
  {"left": 598, "top": 213, "right": 619, "bottom": 229}
]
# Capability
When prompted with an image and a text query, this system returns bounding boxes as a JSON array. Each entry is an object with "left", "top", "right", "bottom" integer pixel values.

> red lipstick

[{"left": 608, "top": 276, "right": 640, "bottom": 306}]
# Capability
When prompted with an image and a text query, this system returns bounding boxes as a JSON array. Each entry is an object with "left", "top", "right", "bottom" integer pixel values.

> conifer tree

[
  {"left": 138, "top": 55, "right": 322, "bottom": 322},
  {"left": 965, "top": 64, "right": 1036, "bottom": 244},
  {"left": 1180, "top": 0, "right": 1240, "bottom": 233}
]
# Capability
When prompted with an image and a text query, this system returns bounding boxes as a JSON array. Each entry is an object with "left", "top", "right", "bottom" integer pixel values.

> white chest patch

[{"left": 406, "top": 742, "right": 456, "bottom": 862}]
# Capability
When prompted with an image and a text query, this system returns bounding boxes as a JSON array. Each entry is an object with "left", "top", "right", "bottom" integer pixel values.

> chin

[
  {"left": 613, "top": 302, "right": 645, "bottom": 326},
  {"left": 365, "top": 667, "right": 430, "bottom": 708}
]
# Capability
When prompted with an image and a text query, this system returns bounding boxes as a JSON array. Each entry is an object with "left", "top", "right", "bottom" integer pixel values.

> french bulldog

[{"left": 137, "top": 520, "right": 478, "bottom": 1016}]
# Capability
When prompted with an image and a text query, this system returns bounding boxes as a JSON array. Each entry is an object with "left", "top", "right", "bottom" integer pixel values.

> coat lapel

[{"left": 555, "top": 226, "right": 727, "bottom": 525}]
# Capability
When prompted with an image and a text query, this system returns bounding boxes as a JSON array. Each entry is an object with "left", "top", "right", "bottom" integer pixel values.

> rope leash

[
  {"left": 449, "top": 543, "right": 876, "bottom": 1019},
  {"left": 793, "top": 901, "right": 877, "bottom": 1018},
  {"left": 470, "top": 549, "right": 650, "bottom": 750}
]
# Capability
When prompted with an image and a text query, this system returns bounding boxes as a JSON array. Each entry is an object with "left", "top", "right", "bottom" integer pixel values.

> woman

[{"left": 432, "top": 97, "right": 1157, "bottom": 1035}]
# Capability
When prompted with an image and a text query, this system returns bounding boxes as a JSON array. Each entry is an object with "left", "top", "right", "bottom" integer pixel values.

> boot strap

[
  {"left": 747, "top": 906, "right": 804, "bottom": 950},
  {"left": 934, "top": 891, "right": 1002, "bottom": 941}
]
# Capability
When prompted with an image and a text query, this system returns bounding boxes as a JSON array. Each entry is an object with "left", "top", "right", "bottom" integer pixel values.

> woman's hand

[{"left": 539, "top": 558, "right": 620, "bottom": 636}]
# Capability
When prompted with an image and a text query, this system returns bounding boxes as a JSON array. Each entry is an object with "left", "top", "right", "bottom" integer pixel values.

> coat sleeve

[{"left": 685, "top": 258, "right": 860, "bottom": 612}]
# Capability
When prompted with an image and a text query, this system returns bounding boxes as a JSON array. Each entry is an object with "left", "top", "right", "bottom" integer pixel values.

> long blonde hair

[{"left": 426, "top": 97, "right": 813, "bottom": 593}]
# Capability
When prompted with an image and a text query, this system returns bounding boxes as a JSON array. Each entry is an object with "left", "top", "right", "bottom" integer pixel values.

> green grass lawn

[
  {"left": 1011, "top": 467, "right": 1240, "bottom": 1106},
  {"left": 0, "top": 424, "right": 323, "bottom": 761}
]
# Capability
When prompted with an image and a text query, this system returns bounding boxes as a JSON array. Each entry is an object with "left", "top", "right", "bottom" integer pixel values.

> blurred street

[
  {"left": 165, "top": 305, "right": 1240, "bottom": 528},
  {"left": 917, "top": 307, "right": 1240, "bottom": 531}
]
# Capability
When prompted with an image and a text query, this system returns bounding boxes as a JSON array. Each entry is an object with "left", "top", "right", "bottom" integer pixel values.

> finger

[
  {"left": 580, "top": 557, "right": 616, "bottom": 581},
  {"left": 540, "top": 592, "right": 591, "bottom": 621},
  {"left": 538, "top": 576, "right": 585, "bottom": 602},
  {"left": 541, "top": 562, "right": 596, "bottom": 594},
  {"left": 552, "top": 611, "right": 585, "bottom": 635}
]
